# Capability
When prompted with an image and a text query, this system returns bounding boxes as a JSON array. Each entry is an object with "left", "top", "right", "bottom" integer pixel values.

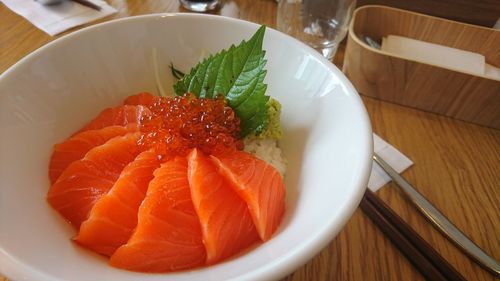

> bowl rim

[{"left": 0, "top": 13, "right": 373, "bottom": 281}]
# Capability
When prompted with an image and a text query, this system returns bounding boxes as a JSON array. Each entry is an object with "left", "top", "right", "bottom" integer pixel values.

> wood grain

[
  {"left": 357, "top": 0, "right": 500, "bottom": 27},
  {"left": 343, "top": 5, "right": 500, "bottom": 129},
  {"left": 1, "top": 1, "right": 499, "bottom": 281}
]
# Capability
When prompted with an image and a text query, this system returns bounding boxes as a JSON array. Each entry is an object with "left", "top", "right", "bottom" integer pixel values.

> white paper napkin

[
  {"left": 381, "top": 35, "right": 500, "bottom": 80},
  {"left": 1, "top": 0, "right": 117, "bottom": 36},
  {"left": 369, "top": 134, "right": 413, "bottom": 191}
]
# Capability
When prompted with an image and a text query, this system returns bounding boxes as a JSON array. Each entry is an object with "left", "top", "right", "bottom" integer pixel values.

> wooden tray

[{"left": 343, "top": 5, "right": 500, "bottom": 129}]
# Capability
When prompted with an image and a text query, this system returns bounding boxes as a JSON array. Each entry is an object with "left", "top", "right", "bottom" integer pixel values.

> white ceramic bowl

[{"left": 0, "top": 14, "right": 372, "bottom": 281}]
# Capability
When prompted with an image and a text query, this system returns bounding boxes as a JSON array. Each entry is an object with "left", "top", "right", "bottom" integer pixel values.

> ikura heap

[{"left": 132, "top": 93, "right": 244, "bottom": 159}]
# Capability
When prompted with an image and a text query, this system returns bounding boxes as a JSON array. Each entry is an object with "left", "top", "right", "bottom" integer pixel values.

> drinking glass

[
  {"left": 179, "top": 0, "right": 221, "bottom": 12},
  {"left": 277, "top": 0, "right": 356, "bottom": 59}
]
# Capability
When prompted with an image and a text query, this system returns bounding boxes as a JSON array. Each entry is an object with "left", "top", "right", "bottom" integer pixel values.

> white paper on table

[
  {"left": 1, "top": 0, "right": 117, "bottom": 36},
  {"left": 368, "top": 134, "right": 413, "bottom": 191}
]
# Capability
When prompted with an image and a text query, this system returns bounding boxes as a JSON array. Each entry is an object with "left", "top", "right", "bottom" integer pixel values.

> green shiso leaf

[{"left": 173, "top": 25, "right": 269, "bottom": 137}]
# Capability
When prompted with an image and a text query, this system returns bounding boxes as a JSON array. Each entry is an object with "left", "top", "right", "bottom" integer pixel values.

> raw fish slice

[
  {"left": 74, "top": 150, "right": 160, "bottom": 256},
  {"left": 110, "top": 158, "right": 206, "bottom": 272},
  {"left": 47, "top": 133, "right": 141, "bottom": 228},
  {"left": 49, "top": 125, "right": 137, "bottom": 184},
  {"left": 77, "top": 105, "right": 150, "bottom": 133},
  {"left": 211, "top": 150, "right": 285, "bottom": 241},
  {"left": 187, "top": 149, "right": 259, "bottom": 265},
  {"left": 123, "top": 92, "right": 158, "bottom": 107}
]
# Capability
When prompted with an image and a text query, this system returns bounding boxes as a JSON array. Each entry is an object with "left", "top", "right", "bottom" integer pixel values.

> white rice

[{"left": 243, "top": 138, "right": 286, "bottom": 177}]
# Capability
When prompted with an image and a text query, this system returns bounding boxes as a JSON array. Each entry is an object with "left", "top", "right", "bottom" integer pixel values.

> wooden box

[{"left": 343, "top": 5, "right": 500, "bottom": 129}]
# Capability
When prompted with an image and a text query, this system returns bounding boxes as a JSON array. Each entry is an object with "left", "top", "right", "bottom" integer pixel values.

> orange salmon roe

[{"left": 138, "top": 93, "right": 243, "bottom": 160}]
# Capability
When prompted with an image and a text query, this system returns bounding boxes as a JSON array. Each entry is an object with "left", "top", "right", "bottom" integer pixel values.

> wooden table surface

[{"left": 1, "top": 1, "right": 499, "bottom": 280}]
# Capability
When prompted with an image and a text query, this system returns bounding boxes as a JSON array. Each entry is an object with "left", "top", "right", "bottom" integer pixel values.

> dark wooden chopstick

[
  {"left": 360, "top": 189, "right": 466, "bottom": 281},
  {"left": 71, "top": 0, "right": 102, "bottom": 11}
]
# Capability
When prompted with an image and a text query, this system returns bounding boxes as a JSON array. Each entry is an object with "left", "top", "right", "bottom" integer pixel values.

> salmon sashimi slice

[
  {"left": 77, "top": 105, "right": 151, "bottom": 134},
  {"left": 187, "top": 149, "right": 259, "bottom": 265},
  {"left": 49, "top": 125, "right": 137, "bottom": 184},
  {"left": 110, "top": 157, "right": 206, "bottom": 272},
  {"left": 47, "top": 133, "right": 141, "bottom": 228},
  {"left": 74, "top": 150, "right": 161, "bottom": 256},
  {"left": 123, "top": 92, "right": 158, "bottom": 108},
  {"left": 210, "top": 150, "right": 285, "bottom": 241}
]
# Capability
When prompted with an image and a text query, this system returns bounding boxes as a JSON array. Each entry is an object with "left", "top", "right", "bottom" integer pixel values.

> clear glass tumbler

[
  {"left": 179, "top": 0, "right": 221, "bottom": 12},
  {"left": 277, "top": 0, "right": 356, "bottom": 59}
]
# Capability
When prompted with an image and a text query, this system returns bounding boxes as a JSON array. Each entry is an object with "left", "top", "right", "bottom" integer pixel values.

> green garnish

[
  {"left": 169, "top": 63, "right": 186, "bottom": 80},
  {"left": 259, "top": 98, "right": 283, "bottom": 139},
  {"left": 173, "top": 26, "right": 269, "bottom": 137}
]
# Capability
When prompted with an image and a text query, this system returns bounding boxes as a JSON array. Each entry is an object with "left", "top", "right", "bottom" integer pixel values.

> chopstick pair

[
  {"left": 360, "top": 189, "right": 466, "bottom": 281},
  {"left": 36, "top": 0, "right": 102, "bottom": 11},
  {"left": 71, "top": 0, "right": 102, "bottom": 11}
]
